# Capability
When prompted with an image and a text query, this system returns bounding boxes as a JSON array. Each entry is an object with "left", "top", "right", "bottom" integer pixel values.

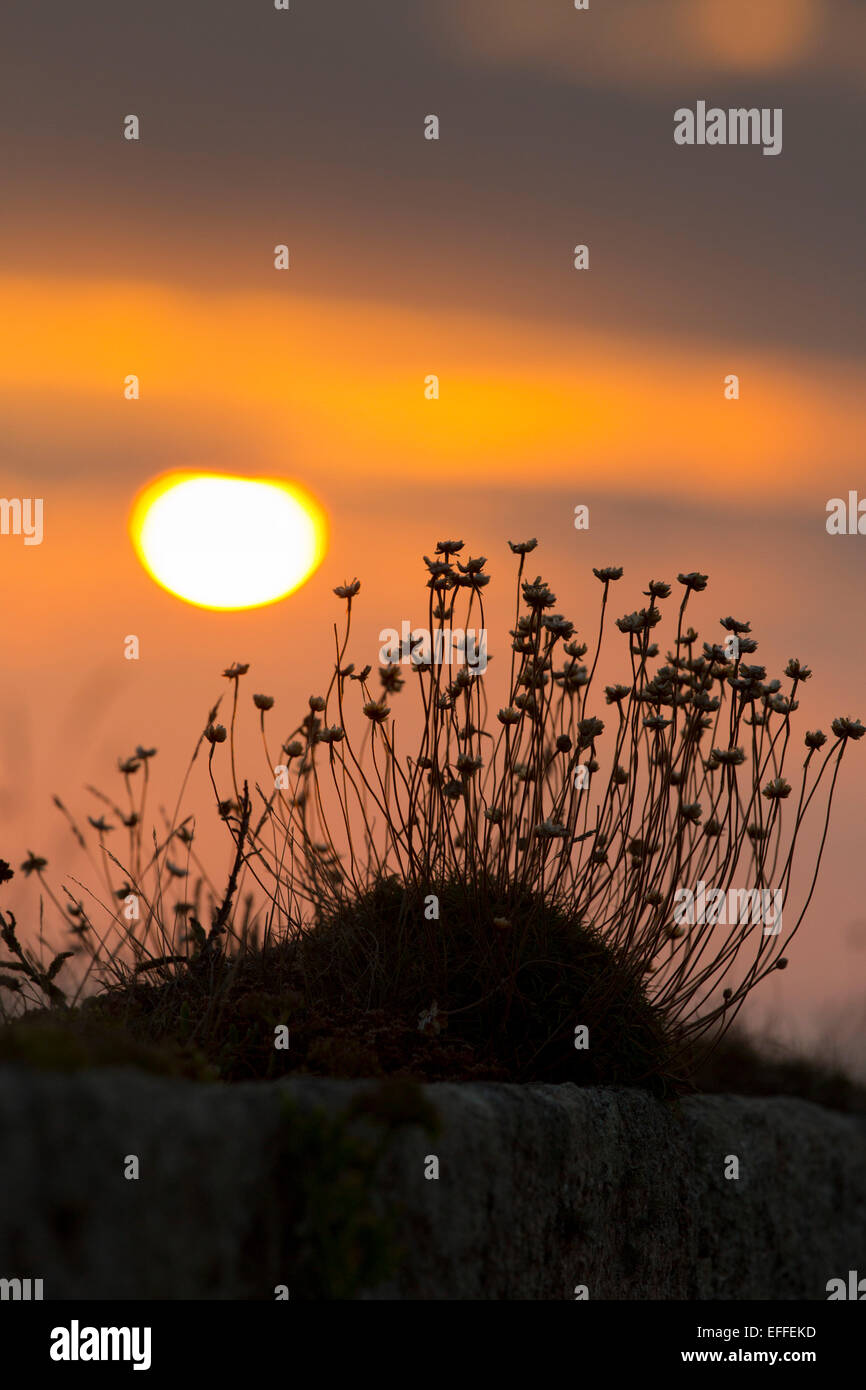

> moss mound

[{"left": 0, "top": 879, "right": 679, "bottom": 1090}]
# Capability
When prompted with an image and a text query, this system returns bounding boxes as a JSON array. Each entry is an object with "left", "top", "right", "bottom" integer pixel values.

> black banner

[{"left": 3, "top": 1299, "right": 861, "bottom": 1376}]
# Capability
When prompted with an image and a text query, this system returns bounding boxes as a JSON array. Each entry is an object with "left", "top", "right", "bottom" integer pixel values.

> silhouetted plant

[{"left": 2, "top": 542, "right": 861, "bottom": 1087}]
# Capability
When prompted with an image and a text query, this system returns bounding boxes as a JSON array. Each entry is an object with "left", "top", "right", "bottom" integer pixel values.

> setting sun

[{"left": 130, "top": 472, "right": 327, "bottom": 610}]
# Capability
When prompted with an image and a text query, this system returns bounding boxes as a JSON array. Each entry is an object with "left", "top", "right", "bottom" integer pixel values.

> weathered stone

[{"left": 0, "top": 1066, "right": 862, "bottom": 1300}]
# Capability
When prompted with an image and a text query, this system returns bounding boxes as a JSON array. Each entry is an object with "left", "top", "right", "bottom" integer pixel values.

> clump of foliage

[
  {"left": 1, "top": 541, "right": 861, "bottom": 1089},
  {"left": 686, "top": 1027, "right": 866, "bottom": 1116},
  {"left": 269, "top": 1081, "right": 439, "bottom": 1299}
]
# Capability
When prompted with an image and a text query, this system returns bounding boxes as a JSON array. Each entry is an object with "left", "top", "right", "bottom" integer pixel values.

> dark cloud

[{"left": 1, "top": 0, "right": 863, "bottom": 358}]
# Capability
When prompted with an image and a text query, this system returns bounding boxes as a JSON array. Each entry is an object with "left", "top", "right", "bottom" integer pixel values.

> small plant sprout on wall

[{"left": 1, "top": 541, "right": 862, "bottom": 1089}]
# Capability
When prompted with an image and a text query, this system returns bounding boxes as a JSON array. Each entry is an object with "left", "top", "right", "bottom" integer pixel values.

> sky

[{"left": 1, "top": 0, "right": 864, "bottom": 1060}]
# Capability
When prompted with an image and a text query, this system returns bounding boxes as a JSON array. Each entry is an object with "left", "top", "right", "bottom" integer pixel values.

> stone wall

[{"left": 1, "top": 1066, "right": 863, "bottom": 1299}]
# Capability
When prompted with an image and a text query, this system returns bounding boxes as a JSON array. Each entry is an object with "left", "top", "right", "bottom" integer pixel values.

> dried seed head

[
  {"left": 605, "top": 684, "right": 631, "bottom": 705},
  {"left": 379, "top": 665, "right": 405, "bottom": 694},
  {"left": 533, "top": 818, "right": 568, "bottom": 840},
  {"left": 784, "top": 658, "right": 812, "bottom": 680},
  {"left": 317, "top": 725, "right": 346, "bottom": 745},
  {"left": 762, "top": 777, "right": 792, "bottom": 800},
  {"left": 543, "top": 614, "right": 574, "bottom": 639},
  {"left": 456, "top": 554, "right": 486, "bottom": 574},
  {"left": 677, "top": 572, "right": 709, "bottom": 592},
  {"left": 20, "top": 852, "right": 47, "bottom": 877},
  {"left": 831, "top": 716, "right": 865, "bottom": 742},
  {"left": 521, "top": 577, "right": 556, "bottom": 610},
  {"left": 577, "top": 716, "right": 604, "bottom": 748},
  {"left": 363, "top": 700, "right": 390, "bottom": 724},
  {"left": 713, "top": 747, "right": 745, "bottom": 766}
]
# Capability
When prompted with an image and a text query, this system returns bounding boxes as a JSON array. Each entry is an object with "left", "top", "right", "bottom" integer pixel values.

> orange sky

[
  {"left": 2, "top": 0, "right": 865, "bottom": 1064},
  {"left": 2, "top": 474, "right": 865, "bottom": 1063},
  {"left": 3, "top": 273, "right": 864, "bottom": 499}
]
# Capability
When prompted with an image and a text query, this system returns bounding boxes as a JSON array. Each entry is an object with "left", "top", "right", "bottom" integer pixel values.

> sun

[{"left": 130, "top": 472, "right": 328, "bottom": 610}]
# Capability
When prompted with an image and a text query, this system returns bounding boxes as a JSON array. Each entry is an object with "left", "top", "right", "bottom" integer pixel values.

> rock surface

[{"left": 0, "top": 1066, "right": 863, "bottom": 1300}]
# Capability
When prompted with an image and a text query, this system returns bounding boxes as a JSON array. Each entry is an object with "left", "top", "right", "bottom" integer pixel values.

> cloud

[
  {"left": 2, "top": 274, "right": 863, "bottom": 497},
  {"left": 433, "top": 0, "right": 866, "bottom": 91}
]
